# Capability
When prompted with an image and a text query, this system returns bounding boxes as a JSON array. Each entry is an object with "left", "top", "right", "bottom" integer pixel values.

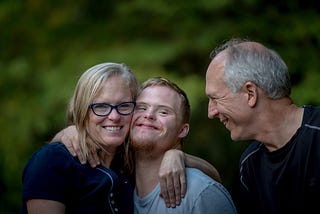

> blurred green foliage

[{"left": 1, "top": 0, "right": 320, "bottom": 213}]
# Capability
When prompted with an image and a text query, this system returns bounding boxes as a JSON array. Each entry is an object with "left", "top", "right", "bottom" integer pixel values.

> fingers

[
  {"left": 171, "top": 170, "right": 187, "bottom": 207},
  {"left": 158, "top": 149, "right": 186, "bottom": 207},
  {"left": 71, "top": 135, "right": 84, "bottom": 163},
  {"left": 63, "top": 129, "right": 85, "bottom": 164},
  {"left": 172, "top": 173, "right": 181, "bottom": 207},
  {"left": 166, "top": 175, "right": 177, "bottom": 208},
  {"left": 179, "top": 172, "right": 186, "bottom": 199},
  {"left": 159, "top": 176, "right": 171, "bottom": 208},
  {"left": 64, "top": 139, "right": 77, "bottom": 157},
  {"left": 159, "top": 171, "right": 184, "bottom": 208}
]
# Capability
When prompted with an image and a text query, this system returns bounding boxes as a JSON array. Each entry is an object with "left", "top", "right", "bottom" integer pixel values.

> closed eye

[
  {"left": 158, "top": 109, "right": 169, "bottom": 115},
  {"left": 136, "top": 104, "right": 147, "bottom": 111}
]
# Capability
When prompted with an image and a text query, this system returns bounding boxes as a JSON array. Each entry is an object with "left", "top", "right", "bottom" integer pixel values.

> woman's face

[{"left": 87, "top": 76, "right": 134, "bottom": 151}]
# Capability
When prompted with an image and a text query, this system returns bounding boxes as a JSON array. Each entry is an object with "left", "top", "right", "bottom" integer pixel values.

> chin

[
  {"left": 104, "top": 137, "right": 125, "bottom": 146},
  {"left": 230, "top": 132, "right": 240, "bottom": 141}
]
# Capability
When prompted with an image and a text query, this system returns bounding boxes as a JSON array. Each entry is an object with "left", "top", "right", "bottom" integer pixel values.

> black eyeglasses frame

[{"left": 89, "top": 101, "right": 136, "bottom": 117}]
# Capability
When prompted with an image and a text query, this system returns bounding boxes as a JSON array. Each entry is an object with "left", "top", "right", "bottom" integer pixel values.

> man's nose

[
  {"left": 208, "top": 100, "right": 219, "bottom": 119},
  {"left": 143, "top": 109, "right": 156, "bottom": 120}
]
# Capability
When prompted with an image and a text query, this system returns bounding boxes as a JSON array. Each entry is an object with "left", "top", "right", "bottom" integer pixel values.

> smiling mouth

[
  {"left": 137, "top": 123, "right": 157, "bottom": 129},
  {"left": 220, "top": 119, "right": 227, "bottom": 126},
  {"left": 103, "top": 126, "right": 121, "bottom": 131}
]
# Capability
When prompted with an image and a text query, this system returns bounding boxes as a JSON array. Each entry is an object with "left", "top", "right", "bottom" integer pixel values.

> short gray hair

[{"left": 211, "top": 38, "right": 291, "bottom": 99}]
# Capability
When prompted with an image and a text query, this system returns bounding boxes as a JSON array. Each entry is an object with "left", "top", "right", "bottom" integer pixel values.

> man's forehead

[
  {"left": 138, "top": 86, "right": 180, "bottom": 108},
  {"left": 138, "top": 86, "right": 176, "bottom": 100}
]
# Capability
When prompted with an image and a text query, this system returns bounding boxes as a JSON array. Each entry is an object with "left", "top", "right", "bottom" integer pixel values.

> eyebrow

[{"left": 137, "top": 102, "right": 175, "bottom": 111}]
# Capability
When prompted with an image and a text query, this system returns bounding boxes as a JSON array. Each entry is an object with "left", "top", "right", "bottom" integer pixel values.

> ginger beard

[{"left": 130, "top": 123, "right": 168, "bottom": 154}]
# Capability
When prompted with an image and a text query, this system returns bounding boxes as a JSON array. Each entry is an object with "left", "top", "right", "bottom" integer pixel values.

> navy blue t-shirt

[
  {"left": 236, "top": 105, "right": 320, "bottom": 214},
  {"left": 22, "top": 142, "right": 133, "bottom": 213}
]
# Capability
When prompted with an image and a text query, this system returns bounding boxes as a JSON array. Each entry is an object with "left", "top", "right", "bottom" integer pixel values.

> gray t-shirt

[{"left": 134, "top": 167, "right": 237, "bottom": 214}]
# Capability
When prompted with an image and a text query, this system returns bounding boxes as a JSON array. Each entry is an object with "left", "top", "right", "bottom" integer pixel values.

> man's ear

[
  {"left": 243, "top": 81, "right": 258, "bottom": 107},
  {"left": 178, "top": 123, "right": 190, "bottom": 138}
]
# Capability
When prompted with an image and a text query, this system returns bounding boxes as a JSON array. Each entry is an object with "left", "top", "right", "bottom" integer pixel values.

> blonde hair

[
  {"left": 67, "top": 62, "right": 138, "bottom": 163},
  {"left": 139, "top": 77, "right": 190, "bottom": 123}
]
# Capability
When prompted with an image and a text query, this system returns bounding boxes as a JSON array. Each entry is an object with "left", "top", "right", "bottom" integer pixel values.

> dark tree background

[{"left": 1, "top": 0, "right": 320, "bottom": 213}]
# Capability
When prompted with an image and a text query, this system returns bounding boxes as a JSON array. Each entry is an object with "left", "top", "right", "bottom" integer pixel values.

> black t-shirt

[
  {"left": 22, "top": 142, "right": 134, "bottom": 213},
  {"left": 236, "top": 105, "right": 320, "bottom": 214}
]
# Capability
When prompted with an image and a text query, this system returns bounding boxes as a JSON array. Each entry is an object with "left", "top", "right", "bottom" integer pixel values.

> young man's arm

[{"left": 51, "top": 126, "right": 100, "bottom": 166}]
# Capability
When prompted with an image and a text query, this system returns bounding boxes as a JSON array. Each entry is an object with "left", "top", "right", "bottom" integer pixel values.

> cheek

[
  {"left": 88, "top": 114, "right": 104, "bottom": 125},
  {"left": 215, "top": 101, "right": 228, "bottom": 114},
  {"left": 86, "top": 117, "right": 99, "bottom": 134},
  {"left": 125, "top": 114, "right": 134, "bottom": 124},
  {"left": 86, "top": 114, "right": 104, "bottom": 131},
  {"left": 163, "top": 120, "right": 179, "bottom": 134},
  {"left": 219, "top": 95, "right": 242, "bottom": 112},
  {"left": 130, "top": 113, "right": 141, "bottom": 126}
]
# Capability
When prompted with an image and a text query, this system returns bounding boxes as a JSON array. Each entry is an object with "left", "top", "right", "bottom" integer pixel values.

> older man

[{"left": 205, "top": 38, "right": 320, "bottom": 213}]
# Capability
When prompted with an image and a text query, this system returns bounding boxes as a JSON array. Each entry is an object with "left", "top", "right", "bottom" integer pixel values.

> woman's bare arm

[
  {"left": 27, "top": 199, "right": 65, "bottom": 214},
  {"left": 184, "top": 152, "right": 221, "bottom": 183},
  {"left": 158, "top": 149, "right": 221, "bottom": 208}
]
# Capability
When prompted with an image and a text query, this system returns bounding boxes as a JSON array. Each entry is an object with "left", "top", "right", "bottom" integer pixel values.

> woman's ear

[{"left": 243, "top": 81, "right": 258, "bottom": 107}]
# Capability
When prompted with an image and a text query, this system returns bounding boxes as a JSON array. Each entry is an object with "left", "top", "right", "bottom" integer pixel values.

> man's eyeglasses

[{"left": 89, "top": 101, "right": 136, "bottom": 117}]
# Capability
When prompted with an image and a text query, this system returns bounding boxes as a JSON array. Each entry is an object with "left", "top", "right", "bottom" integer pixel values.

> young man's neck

[{"left": 134, "top": 154, "right": 164, "bottom": 198}]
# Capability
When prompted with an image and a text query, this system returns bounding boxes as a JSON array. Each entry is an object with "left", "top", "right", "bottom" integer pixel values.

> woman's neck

[{"left": 98, "top": 147, "right": 117, "bottom": 168}]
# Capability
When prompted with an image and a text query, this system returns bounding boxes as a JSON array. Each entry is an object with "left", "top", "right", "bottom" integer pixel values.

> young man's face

[{"left": 130, "top": 85, "right": 189, "bottom": 154}]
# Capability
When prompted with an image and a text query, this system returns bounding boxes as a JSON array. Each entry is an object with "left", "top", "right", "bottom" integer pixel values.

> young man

[
  {"left": 131, "top": 77, "right": 237, "bottom": 213},
  {"left": 205, "top": 38, "right": 320, "bottom": 213}
]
